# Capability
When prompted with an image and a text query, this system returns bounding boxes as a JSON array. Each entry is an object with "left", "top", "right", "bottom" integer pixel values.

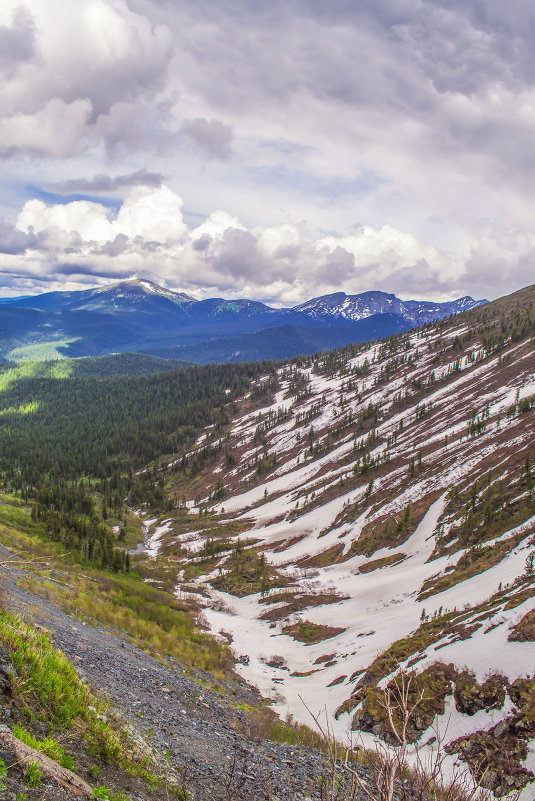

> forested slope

[
  {"left": 0, "top": 360, "right": 270, "bottom": 483},
  {"left": 128, "top": 282, "right": 535, "bottom": 799}
]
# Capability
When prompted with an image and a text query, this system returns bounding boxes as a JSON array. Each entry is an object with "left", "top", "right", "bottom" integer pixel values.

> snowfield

[{"left": 142, "top": 303, "right": 535, "bottom": 798}]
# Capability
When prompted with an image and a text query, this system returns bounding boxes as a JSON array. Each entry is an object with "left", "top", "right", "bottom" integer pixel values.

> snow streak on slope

[{"left": 141, "top": 289, "right": 535, "bottom": 797}]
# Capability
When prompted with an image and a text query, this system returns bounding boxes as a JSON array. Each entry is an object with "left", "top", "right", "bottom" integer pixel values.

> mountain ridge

[
  {"left": 1, "top": 278, "right": 486, "bottom": 322},
  {"left": 0, "top": 279, "right": 487, "bottom": 363},
  {"left": 294, "top": 289, "right": 483, "bottom": 324}
]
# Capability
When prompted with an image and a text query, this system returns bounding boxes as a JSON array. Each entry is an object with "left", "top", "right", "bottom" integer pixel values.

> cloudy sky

[{"left": 0, "top": 0, "right": 533, "bottom": 304}]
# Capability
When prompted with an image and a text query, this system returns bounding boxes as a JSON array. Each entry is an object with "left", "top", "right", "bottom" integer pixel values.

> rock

[
  {"left": 371, "top": 723, "right": 383, "bottom": 736},
  {"left": 479, "top": 769, "right": 498, "bottom": 791},
  {"left": 0, "top": 650, "right": 14, "bottom": 698},
  {"left": 454, "top": 671, "right": 507, "bottom": 716},
  {"left": 0, "top": 724, "right": 93, "bottom": 797},
  {"left": 492, "top": 719, "right": 510, "bottom": 739},
  {"left": 351, "top": 707, "right": 376, "bottom": 735},
  {"left": 0, "top": 724, "right": 18, "bottom": 768}
]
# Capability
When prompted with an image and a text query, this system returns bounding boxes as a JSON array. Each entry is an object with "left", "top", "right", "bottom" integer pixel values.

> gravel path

[{"left": 0, "top": 544, "right": 372, "bottom": 801}]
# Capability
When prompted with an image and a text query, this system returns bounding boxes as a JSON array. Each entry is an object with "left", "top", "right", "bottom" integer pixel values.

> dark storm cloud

[{"left": 47, "top": 170, "right": 165, "bottom": 194}]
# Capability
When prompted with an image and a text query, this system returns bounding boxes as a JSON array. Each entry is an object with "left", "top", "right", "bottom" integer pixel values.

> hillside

[
  {"left": 0, "top": 353, "right": 192, "bottom": 379},
  {"left": 132, "top": 282, "right": 535, "bottom": 798},
  {"left": 145, "top": 315, "right": 415, "bottom": 364},
  {"left": 0, "top": 542, "right": 331, "bottom": 801},
  {"left": 0, "top": 282, "right": 531, "bottom": 799},
  {"left": 0, "top": 279, "right": 485, "bottom": 363}
]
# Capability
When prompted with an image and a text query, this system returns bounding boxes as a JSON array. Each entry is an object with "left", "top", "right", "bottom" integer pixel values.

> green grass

[
  {"left": 60, "top": 571, "right": 233, "bottom": 674},
  {"left": 12, "top": 723, "right": 75, "bottom": 769},
  {"left": 92, "top": 787, "right": 131, "bottom": 800},
  {"left": 357, "top": 552, "right": 406, "bottom": 573},
  {"left": 0, "top": 610, "right": 125, "bottom": 763},
  {"left": 247, "top": 708, "right": 326, "bottom": 751},
  {"left": 0, "top": 608, "right": 180, "bottom": 794},
  {"left": 23, "top": 762, "right": 43, "bottom": 787},
  {"left": 0, "top": 502, "right": 37, "bottom": 534},
  {"left": 281, "top": 618, "right": 346, "bottom": 644},
  {"left": 0, "top": 600, "right": 203, "bottom": 797}
]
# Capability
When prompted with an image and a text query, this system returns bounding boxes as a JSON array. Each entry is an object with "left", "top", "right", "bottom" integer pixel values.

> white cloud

[
  {"left": 114, "top": 186, "right": 186, "bottom": 241},
  {"left": 7, "top": 184, "right": 483, "bottom": 303},
  {"left": 17, "top": 185, "right": 187, "bottom": 244},
  {"left": 17, "top": 197, "right": 112, "bottom": 241},
  {"left": 0, "top": 97, "right": 92, "bottom": 156},
  {"left": 191, "top": 210, "right": 245, "bottom": 240},
  {"left": 0, "top": 1, "right": 534, "bottom": 302},
  {"left": 0, "top": 0, "right": 173, "bottom": 154}
]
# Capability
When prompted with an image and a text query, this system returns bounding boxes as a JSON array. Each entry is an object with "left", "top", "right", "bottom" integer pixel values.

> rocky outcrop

[
  {"left": 446, "top": 727, "right": 533, "bottom": 797},
  {"left": 348, "top": 662, "right": 535, "bottom": 798},
  {"left": 446, "top": 674, "right": 535, "bottom": 797},
  {"left": 453, "top": 671, "right": 507, "bottom": 716},
  {"left": 350, "top": 663, "right": 456, "bottom": 745}
]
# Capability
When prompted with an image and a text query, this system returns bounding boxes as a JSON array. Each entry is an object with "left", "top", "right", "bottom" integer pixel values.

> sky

[{"left": 0, "top": 0, "right": 534, "bottom": 305}]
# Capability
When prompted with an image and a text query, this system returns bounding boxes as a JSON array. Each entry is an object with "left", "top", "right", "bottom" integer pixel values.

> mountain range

[{"left": 0, "top": 279, "right": 486, "bottom": 363}]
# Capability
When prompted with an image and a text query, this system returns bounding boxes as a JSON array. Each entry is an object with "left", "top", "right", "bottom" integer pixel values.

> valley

[
  {"left": 2, "top": 2, "right": 533, "bottom": 798},
  {"left": 0, "top": 282, "right": 532, "bottom": 799}
]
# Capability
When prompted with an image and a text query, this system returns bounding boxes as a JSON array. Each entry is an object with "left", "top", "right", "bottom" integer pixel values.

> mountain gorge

[{"left": 0, "top": 279, "right": 486, "bottom": 363}]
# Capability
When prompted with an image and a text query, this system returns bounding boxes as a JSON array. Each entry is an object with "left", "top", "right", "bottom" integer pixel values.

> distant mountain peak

[
  {"left": 295, "top": 290, "right": 486, "bottom": 324},
  {"left": 93, "top": 279, "right": 196, "bottom": 304},
  {"left": 0, "top": 278, "right": 490, "bottom": 363}
]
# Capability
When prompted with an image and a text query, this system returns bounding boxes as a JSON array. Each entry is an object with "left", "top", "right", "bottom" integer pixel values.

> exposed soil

[{"left": 258, "top": 592, "right": 348, "bottom": 623}]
